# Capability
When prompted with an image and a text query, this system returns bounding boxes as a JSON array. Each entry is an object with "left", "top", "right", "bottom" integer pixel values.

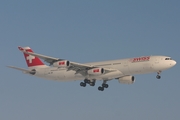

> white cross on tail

[{"left": 26, "top": 55, "right": 35, "bottom": 63}]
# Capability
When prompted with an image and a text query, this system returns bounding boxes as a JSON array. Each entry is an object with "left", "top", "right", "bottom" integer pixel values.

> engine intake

[
  {"left": 53, "top": 60, "right": 70, "bottom": 67},
  {"left": 87, "top": 68, "right": 105, "bottom": 75},
  {"left": 118, "top": 76, "right": 135, "bottom": 84}
]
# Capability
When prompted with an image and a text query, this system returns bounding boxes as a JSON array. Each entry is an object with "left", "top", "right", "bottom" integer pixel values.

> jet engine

[
  {"left": 118, "top": 76, "right": 135, "bottom": 84},
  {"left": 29, "top": 69, "right": 36, "bottom": 75},
  {"left": 87, "top": 68, "right": 105, "bottom": 75},
  {"left": 53, "top": 60, "right": 70, "bottom": 67}
]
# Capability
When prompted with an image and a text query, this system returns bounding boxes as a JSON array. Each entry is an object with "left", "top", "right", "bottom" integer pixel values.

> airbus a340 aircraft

[{"left": 8, "top": 46, "right": 176, "bottom": 91}]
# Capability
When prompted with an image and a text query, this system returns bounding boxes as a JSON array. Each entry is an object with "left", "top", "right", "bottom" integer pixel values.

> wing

[
  {"left": 18, "top": 46, "right": 62, "bottom": 64},
  {"left": 68, "top": 61, "right": 118, "bottom": 75},
  {"left": 7, "top": 66, "right": 36, "bottom": 74},
  {"left": 18, "top": 46, "right": 117, "bottom": 76}
]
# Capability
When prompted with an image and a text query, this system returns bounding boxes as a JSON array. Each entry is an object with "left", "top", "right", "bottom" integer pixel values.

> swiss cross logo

[
  {"left": 59, "top": 61, "right": 65, "bottom": 65},
  {"left": 26, "top": 55, "right": 35, "bottom": 64},
  {"left": 93, "top": 69, "right": 100, "bottom": 73}
]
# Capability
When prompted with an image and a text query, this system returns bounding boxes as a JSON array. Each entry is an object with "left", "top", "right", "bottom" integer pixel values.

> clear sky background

[{"left": 0, "top": 0, "right": 180, "bottom": 120}]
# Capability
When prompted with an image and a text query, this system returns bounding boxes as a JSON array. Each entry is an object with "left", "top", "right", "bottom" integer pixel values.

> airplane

[{"left": 8, "top": 46, "right": 177, "bottom": 91}]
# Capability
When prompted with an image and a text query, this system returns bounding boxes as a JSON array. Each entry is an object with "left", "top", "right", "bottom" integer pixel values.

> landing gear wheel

[
  {"left": 98, "top": 86, "right": 104, "bottom": 91},
  {"left": 80, "top": 82, "right": 86, "bottom": 87},
  {"left": 156, "top": 75, "right": 161, "bottom": 79},
  {"left": 102, "top": 84, "right": 109, "bottom": 88}
]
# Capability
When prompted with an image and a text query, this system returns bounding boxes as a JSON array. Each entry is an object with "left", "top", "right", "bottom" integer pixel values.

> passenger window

[{"left": 165, "top": 58, "right": 172, "bottom": 60}]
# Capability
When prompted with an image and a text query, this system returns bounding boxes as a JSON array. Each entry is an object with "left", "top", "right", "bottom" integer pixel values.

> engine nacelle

[
  {"left": 87, "top": 68, "right": 105, "bottom": 75},
  {"left": 53, "top": 60, "right": 70, "bottom": 67},
  {"left": 30, "top": 69, "right": 36, "bottom": 75},
  {"left": 118, "top": 76, "right": 135, "bottom": 84}
]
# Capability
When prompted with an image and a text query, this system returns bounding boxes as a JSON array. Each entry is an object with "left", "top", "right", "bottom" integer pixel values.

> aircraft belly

[
  {"left": 37, "top": 68, "right": 66, "bottom": 81},
  {"left": 89, "top": 70, "right": 123, "bottom": 80},
  {"left": 57, "top": 70, "right": 84, "bottom": 81},
  {"left": 41, "top": 70, "right": 60, "bottom": 80}
]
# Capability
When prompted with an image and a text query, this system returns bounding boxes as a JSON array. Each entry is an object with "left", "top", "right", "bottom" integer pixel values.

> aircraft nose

[
  {"left": 166, "top": 60, "right": 176, "bottom": 68},
  {"left": 172, "top": 60, "right": 177, "bottom": 66}
]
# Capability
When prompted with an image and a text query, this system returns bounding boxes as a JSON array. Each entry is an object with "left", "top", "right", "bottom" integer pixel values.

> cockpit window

[{"left": 165, "top": 58, "right": 172, "bottom": 60}]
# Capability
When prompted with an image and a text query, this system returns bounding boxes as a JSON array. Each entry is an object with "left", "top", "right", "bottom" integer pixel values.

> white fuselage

[{"left": 33, "top": 56, "right": 176, "bottom": 81}]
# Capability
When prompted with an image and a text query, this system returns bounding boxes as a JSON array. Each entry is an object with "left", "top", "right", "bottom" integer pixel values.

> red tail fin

[{"left": 19, "top": 47, "right": 45, "bottom": 68}]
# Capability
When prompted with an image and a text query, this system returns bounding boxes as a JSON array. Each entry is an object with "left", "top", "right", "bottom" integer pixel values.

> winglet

[
  {"left": 18, "top": 46, "right": 31, "bottom": 52},
  {"left": 18, "top": 46, "right": 24, "bottom": 51}
]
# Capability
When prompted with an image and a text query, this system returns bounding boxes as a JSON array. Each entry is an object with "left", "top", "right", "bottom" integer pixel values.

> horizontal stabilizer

[{"left": 7, "top": 66, "right": 35, "bottom": 74}]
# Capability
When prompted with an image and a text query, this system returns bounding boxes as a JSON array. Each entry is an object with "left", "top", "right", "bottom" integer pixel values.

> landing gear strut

[
  {"left": 156, "top": 71, "right": 161, "bottom": 79},
  {"left": 98, "top": 80, "right": 109, "bottom": 91},
  {"left": 89, "top": 82, "right": 95, "bottom": 86}
]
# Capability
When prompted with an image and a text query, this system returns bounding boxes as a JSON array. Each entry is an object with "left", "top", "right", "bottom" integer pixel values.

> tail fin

[{"left": 18, "top": 47, "right": 47, "bottom": 68}]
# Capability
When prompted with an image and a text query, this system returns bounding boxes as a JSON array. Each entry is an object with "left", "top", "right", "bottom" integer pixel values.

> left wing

[{"left": 18, "top": 46, "right": 117, "bottom": 76}]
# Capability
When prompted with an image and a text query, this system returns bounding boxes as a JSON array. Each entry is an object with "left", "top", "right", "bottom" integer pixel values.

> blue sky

[{"left": 0, "top": 0, "right": 180, "bottom": 120}]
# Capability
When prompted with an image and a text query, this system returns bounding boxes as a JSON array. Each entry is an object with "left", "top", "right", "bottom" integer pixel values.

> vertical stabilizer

[{"left": 18, "top": 46, "right": 47, "bottom": 68}]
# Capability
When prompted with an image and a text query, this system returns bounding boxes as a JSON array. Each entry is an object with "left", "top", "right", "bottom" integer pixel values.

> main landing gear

[
  {"left": 80, "top": 79, "right": 109, "bottom": 91},
  {"left": 98, "top": 80, "right": 109, "bottom": 91},
  {"left": 80, "top": 79, "right": 95, "bottom": 87},
  {"left": 156, "top": 71, "right": 161, "bottom": 79},
  {"left": 80, "top": 82, "right": 86, "bottom": 87}
]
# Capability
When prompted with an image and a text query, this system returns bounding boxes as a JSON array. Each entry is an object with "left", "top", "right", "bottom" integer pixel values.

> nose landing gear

[
  {"left": 156, "top": 71, "right": 161, "bottom": 79},
  {"left": 156, "top": 75, "right": 161, "bottom": 79}
]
